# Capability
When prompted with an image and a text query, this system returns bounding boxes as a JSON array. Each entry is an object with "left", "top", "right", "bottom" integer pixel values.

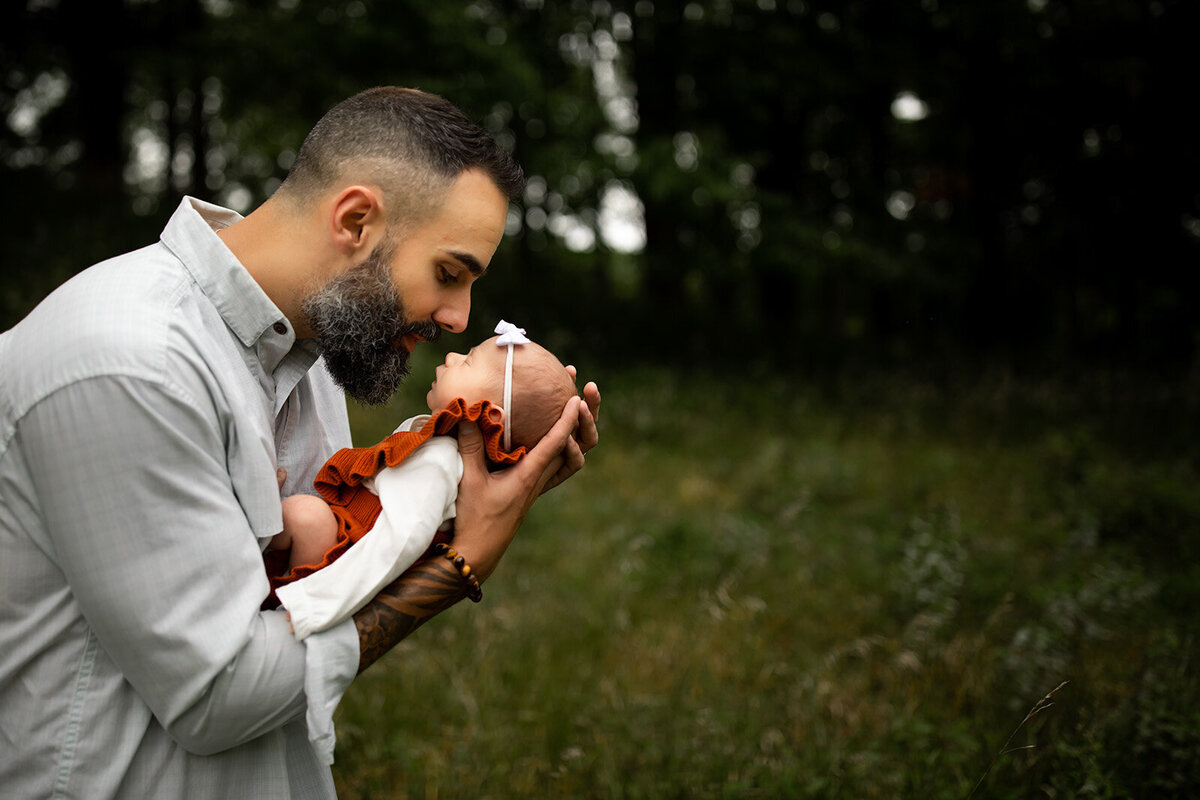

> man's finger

[
  {"left": 534, "top": 452, "right": 568, "bottom": 497},
  {"left": 457, "top": 417, "right": 487, "bottom": 472},
  {"left": 538, "top": 397, "right": 589, "bottom": 494},
  {"left": 582, "top": 381, "right": 601, "bottom": 428},
  {"left": 562, "top": 436, "right": 585, "bottom": 473},
  {"left": 521, "top": 396, "right": 580, "bottom": 482},
  {"left": 574, "top": 384, "right": 599, "bottom": 455}
]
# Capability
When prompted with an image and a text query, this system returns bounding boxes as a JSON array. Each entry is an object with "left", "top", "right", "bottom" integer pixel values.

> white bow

[
  {"left": 494, "top": 320, "right": 529, "bottom": 450},
  {"left": 494, "top": 320, "right": 530, "bottom": 346}
]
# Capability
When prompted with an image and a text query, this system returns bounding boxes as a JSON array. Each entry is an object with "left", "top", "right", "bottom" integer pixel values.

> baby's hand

[{"left": 277, "top": 468, "right": 288, "bottom": 493}]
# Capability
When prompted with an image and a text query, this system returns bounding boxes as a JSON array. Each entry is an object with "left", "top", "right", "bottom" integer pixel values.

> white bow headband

[{"left": 494, "top": 320, "right": 530, "bottom": 450}]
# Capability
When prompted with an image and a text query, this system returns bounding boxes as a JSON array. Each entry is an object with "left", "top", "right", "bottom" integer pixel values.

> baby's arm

[
  {"left": 274, "top": 494, "right": 339, "bottom": 572},
  {"left": 275, "top": 436, "right": 462, "bottom": 640}
]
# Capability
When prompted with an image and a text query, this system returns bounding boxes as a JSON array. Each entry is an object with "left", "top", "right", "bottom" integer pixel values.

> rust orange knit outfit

[{"left": 264, "top": 398, "right": 523, "bottom": 598}]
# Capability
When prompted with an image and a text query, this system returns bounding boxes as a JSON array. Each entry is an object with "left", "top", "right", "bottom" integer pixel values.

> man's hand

[
  {"left": 542, "top": 371, "right": 601, "bottom": 494},
  {"left": 450, "top": 393, "right": 587, "bottom": 580}
]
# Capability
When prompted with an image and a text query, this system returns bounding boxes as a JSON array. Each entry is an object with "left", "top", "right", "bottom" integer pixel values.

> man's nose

[{"left": 433, "top": 293, "right": 470, "bottom": 334}]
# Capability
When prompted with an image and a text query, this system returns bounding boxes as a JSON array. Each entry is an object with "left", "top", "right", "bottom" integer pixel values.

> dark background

[
  {"left": 3, "top": 0, "right": 1198, "bottom": 378},
  {"left": 5, "top": 5, "right": 1199, "bottom": 796}
]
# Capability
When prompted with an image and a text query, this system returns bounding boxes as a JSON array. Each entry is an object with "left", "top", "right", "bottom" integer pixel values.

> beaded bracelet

[{"left": 432, "top": 543, "right": 483, "bottom": 603}]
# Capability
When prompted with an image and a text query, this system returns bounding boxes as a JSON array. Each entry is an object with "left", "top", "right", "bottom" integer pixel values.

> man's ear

[{"left": 328, "top": 185, "right": 385, "bottom": 256}]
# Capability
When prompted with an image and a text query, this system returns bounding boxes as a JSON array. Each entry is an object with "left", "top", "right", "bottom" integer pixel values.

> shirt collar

[{"left": 159, "top": 196, "right": 294, "bottom": 351}]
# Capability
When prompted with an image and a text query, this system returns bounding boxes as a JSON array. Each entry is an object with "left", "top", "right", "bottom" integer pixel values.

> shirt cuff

[{"left": 302, "top": 616, "right": 359, "bottom": 765}]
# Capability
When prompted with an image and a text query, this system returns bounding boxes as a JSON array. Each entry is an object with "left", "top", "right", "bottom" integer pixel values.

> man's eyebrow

[{"left": 447, "top": 250, "right": 487, "bottom": 277}]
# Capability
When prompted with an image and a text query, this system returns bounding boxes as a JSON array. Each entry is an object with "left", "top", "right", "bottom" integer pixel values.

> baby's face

[{"left": 426, "top": 335, "right": 508, "bottom": 411}]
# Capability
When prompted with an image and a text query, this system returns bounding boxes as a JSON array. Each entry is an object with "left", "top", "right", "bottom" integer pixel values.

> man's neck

[{"left": 217, "top": 197, "right": 332, "bottom": 338}]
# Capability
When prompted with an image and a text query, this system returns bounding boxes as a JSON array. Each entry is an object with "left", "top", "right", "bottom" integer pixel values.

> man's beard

[{"left": 300, "top": 239, "right": 441, "bottom": 405}]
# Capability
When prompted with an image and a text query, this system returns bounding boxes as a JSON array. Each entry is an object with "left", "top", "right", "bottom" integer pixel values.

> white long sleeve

[{"left": 276, "top": 432, "right": 462, "bottom": 641}]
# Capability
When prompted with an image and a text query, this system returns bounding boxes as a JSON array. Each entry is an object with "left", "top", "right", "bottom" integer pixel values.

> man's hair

[
  {"left": 507, "top": 343, "right": 578, "bottom": 453},
  {"left": 277, "top": 87, "right": 525, "bottom": 228}
]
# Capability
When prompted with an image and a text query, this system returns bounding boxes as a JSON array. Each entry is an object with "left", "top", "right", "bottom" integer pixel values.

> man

[{"left": 0, "top": 87, "right": 600, "bottom": 798}]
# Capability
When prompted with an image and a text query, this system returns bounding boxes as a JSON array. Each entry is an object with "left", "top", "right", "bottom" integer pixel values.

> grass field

[{"left": 332, "top": 364, "right": 1200, "bottom": 799}]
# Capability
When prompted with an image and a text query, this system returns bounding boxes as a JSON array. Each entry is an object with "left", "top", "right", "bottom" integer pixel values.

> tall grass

[{"left": 333, "top": 366, "right": 1200, "bottom": 799}]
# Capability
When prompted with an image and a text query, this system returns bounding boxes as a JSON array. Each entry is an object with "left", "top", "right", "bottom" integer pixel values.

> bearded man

[{"left": 0, "top": 87, "right": 599, "bottom": 799}]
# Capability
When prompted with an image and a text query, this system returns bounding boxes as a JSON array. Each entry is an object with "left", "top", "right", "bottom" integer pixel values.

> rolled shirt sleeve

[{"left": 300, "top": 620, "right": 360, "bottom": 765}]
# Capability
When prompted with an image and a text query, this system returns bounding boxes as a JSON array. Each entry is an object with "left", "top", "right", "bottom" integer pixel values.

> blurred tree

[
  {"left": 2, "top": 0, "right": 1197, "bottom": 372},
  {"left": 1, "top": 0, "right": 158, "bottom": 325},
  {"left": 607, "top": 0, "right": 1199, "bottom": 370}
]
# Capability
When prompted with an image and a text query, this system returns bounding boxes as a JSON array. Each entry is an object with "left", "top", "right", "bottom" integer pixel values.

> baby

[{"left": 268, "top": 321, "right": 577, "bottom": 639}]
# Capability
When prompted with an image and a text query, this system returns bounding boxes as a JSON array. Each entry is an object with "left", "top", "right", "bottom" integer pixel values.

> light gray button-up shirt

[{"left": 0, "top": 197, "right": 360, "bottom": 798}]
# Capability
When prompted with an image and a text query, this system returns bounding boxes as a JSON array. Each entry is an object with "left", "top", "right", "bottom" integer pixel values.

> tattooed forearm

[{"left": 353, "top": 557, "right": 467, "bottom": 674}]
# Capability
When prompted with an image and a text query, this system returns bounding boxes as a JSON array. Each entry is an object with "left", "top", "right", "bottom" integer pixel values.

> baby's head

[{"left": 426, "top": 327, "right": 577, "bottom": 452}]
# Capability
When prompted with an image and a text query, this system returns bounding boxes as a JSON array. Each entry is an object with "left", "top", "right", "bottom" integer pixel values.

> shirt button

[{"left": 273, "top": 321, "right": 288, "bottom": 335}]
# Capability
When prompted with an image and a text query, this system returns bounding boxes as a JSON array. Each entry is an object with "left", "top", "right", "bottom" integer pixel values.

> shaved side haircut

[{"left": 278, "top": 87, "right": 525, "bottom": 231}]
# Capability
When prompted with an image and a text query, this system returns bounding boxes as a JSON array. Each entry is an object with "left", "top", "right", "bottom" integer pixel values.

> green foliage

[
  {"left": 331, "top": 369, "right": 1199, "bottom": 798},
  {"left": 5, "top": 0, "right": 1200, "bottom": 368}
]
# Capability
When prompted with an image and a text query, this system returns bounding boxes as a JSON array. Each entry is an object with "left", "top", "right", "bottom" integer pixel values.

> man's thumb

[{"left": 457, "top": 418, "right": 485, "bottom": 462}]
